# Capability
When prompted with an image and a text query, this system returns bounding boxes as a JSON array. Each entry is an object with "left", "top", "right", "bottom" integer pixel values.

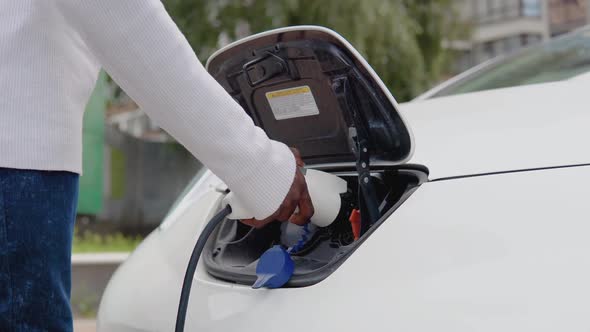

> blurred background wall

[{"left": 101, "top": 125, "right": 202, "bottom": 230}]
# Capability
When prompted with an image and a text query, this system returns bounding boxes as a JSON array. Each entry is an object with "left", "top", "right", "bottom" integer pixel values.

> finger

[
  {"left": 240, "top": 218, "right": 258, "bottom": 228},
  {"left": 290, "top": 147, "right": 301, "bottom": 159},
  {"left": 276, "top": 169, "right": 306, "bottom": 221},
  {"left": 290, "top": 147, "right": 305, "bottom": 167},
  {"left": 240, "top": 215, "right": 276, "bottom": 229},
  {"left": 275, "top": 196, "right": 299, "bottom": 222},
  {"left": 289, "top": 189, "right": 314, "bottom": 226}
]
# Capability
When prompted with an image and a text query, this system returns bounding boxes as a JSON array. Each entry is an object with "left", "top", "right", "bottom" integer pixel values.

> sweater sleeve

[{"left": 53, "top": 0, "right": 295, "bottom": 219}]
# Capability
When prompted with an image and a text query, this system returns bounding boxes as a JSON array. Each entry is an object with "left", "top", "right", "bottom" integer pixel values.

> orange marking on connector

[{"left": 349, "top": 209, "right": 361, "bottom": 241}]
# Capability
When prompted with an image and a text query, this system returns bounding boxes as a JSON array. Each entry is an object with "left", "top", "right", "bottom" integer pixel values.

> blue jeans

[{"left": 0, "top": 168, "right": 79, "bottom": 332}]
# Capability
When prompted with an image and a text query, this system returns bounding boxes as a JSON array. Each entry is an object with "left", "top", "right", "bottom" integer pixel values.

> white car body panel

[
  {"left": 99, "top": 165, "right": 590, "bottom": 331},
  {"left": 402, "top": 80, "right": 590, "bottom": 179}
]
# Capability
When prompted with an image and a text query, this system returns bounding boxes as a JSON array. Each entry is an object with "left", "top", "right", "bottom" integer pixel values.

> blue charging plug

[
  {"left": 252, "top": 224, "right": 311, "bottom": 289},
  {"left": 252, "top": 245, "right": 294, "bottom": 289}
]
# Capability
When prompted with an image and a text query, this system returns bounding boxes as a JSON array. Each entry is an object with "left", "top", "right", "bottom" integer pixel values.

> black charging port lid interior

[{"left": 206, "top": 26, "right": 414, "bottom": 167}]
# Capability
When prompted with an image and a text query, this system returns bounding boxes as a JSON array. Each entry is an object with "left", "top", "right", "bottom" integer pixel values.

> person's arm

[{"left": 53, "top": 0, "right": 311, "bottom": 221}]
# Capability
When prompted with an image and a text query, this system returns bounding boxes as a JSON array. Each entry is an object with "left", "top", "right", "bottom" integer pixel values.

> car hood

[{"left": 401, "top": 80, "right": 590, "bottom": 180}]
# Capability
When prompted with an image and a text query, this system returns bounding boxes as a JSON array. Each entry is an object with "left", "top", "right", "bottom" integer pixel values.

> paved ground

[{"left": 74, "top": 319, "right": 97, "bottom": 332}]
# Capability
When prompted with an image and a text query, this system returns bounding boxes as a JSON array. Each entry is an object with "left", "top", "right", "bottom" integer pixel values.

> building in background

[
  {"left": 549, "top": 0, "right": 590, "bottom": 36},
  {"left": 454, "top": 0, "right": 589, "bottom": 72}
]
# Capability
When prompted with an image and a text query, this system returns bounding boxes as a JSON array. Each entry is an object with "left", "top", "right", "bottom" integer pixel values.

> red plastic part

[{"left": 349, "top": 209, "right": 361, "bottom": 241}]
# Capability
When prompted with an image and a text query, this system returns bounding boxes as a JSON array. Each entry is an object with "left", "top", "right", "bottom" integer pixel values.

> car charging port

[{"left": 203, "top": 165, "right": 427, "bottom": 287}]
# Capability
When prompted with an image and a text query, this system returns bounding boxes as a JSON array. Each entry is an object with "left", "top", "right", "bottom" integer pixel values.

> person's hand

[{"left": 240, "top": 148, "right": 314, "bottom": 229}]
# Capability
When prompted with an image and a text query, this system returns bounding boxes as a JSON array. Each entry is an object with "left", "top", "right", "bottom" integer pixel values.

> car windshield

[{"left": 430, "top": 27, "right": 590, "bottom": 98}]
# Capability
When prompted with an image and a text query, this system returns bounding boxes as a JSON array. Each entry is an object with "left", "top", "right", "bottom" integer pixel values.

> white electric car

[{"left": 98, "top": 26, "right": 590, "bottom": 331}]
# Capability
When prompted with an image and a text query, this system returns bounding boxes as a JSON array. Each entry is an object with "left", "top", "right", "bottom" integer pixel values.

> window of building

[{"left": 522, "top": 0, "right": 542, "bottom": 17}]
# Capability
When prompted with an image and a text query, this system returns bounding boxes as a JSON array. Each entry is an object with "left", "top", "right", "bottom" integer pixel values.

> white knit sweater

[{"left": 0, "top": 1, "right": 295, "bottom": 219}]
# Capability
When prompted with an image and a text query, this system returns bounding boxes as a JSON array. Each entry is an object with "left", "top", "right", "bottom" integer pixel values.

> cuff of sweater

[{"left": 231, "top": 141, "right": 296, "bottom": 220}]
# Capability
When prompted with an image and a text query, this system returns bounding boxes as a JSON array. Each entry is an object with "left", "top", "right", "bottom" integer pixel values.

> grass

[{"left": 72, "top": 229, "right": 143, "bottom": 253}]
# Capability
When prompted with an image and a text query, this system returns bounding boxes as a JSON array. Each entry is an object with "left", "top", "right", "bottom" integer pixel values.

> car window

[{"left": 431, "top": 28, "right": 590, "bottom": 98}]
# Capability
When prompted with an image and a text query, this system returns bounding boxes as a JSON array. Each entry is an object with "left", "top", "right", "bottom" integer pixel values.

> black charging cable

[{"left": 175, "top": 204, "right": 232, "bottom": 332}]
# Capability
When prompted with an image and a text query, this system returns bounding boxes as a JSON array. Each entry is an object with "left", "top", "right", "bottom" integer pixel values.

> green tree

[{"left": 165, "top": 0, "right": 468, "bottom": 101}]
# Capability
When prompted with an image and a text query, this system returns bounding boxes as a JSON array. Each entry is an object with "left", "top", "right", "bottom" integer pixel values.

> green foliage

[
  {"left": 73, "top": 229, "right": 143, "bottom": 253},
  {"left": 165, "top": 0, "right": 468, "bottom": 101}
]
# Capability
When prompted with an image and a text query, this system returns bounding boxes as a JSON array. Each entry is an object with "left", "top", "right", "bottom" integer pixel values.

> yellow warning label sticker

[
  {"left": 265, "top": 85, "right": 320, "bottom": 120},
  {"left": 266, "top": 86, "right": 311, "bottom": 98}
]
